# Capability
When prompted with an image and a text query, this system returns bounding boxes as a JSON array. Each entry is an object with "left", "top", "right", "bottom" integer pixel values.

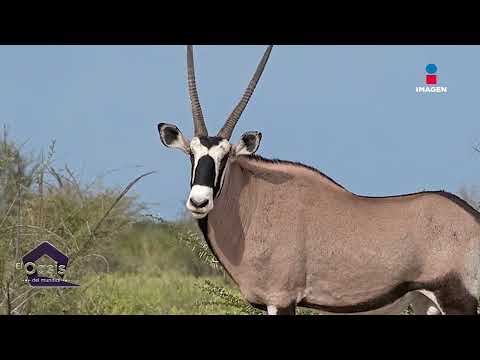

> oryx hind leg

[
  {"left": 409, "top": 290, "right": 444, "bottom": 315},
  {"left": 434, "top": 283, "right": 478, "bottom": 315},
  {"left": 425, "top": 273, "right": 479, "bottom": 315}
]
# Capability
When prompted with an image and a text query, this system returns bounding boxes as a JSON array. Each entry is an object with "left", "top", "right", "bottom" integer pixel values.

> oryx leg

[
  {"left": 431, "top": 274, "right": 478, "bottom": 315},
  {"left": 409, "top": 290, "right": 444, "bottom": 315},
  {"left": 267, "top": 305, "right": 277, "bottom": 315},
  {"left": 267, "top": 304, "right": 296, "bottom": 315},
  {"left": 434, "top": 288, "right": 478, "bottom": 315}
]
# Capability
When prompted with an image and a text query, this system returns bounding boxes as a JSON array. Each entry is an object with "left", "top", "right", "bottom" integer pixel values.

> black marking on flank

[
  {"left": 298, "top": 272, "right": 478, "bottom": 314},
  {"left": 299, "top": 281, "right": 420, "bottom": 314}
]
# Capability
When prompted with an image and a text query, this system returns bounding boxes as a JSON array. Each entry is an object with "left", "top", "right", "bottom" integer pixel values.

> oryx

[{"left": 157, "top": 45, "right": 480, "bottom": 315}]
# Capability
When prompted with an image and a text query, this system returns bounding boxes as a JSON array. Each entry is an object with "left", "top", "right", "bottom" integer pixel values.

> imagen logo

[
  {"left": 15, "top": 241, "right": 79, "bottom": 288},
  {"left": 416, "top": 64, "right": 448, "bottom": 94},
  {"left": 425, "top": 63, "right": 438, "bottom": 84}
]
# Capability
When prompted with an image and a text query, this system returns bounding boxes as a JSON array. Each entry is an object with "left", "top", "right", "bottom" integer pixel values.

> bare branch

[
  {"left": 0, "top": 195, "right": 17, "bottom": 229},
  {"left": 6, "top": 283, "right": 11, "bottom": 315},
  {"left": 65, "top": 164, "right": 85, "bottom": 205},
  {"left": 48, "top": 166, "right": 64, "bottom": 188},
  {"left": 11, "top": 290, "right": 39, "bottom": 315},
  {"left": 11, "top": 288, "right": 34, "bottom": 305},
  {"left": 91, "top": 171, "right": 156, "bottom": 237}
]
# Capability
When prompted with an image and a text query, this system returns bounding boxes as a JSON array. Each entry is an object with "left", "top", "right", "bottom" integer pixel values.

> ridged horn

[
  {"left": 187, "top": 45, "right": 208, "bottom": 136},
  {"left": 217, "top": 45, "right": 273, "bottom": 140}
]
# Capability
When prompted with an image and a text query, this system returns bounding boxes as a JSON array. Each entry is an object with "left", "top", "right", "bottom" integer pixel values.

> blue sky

[{"left": 1, "top": 45, "right": 479, "bottom": 220}]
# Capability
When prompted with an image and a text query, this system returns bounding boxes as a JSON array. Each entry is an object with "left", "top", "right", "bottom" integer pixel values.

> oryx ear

[
  {"left": 158, "top": 123, "right": 190, "bottom": 155},
  {"left": 233, "top": 131, "right": 262, "bottom": 156}
]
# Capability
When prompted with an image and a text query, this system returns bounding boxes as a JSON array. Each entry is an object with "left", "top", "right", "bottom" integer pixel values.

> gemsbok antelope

[{"left": 157, "top": 45, "right": 480, "bottom": 315}]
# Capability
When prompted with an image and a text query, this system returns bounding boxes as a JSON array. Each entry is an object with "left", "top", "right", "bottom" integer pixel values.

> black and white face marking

[
  {"left": 158, "top": 123, "right": 262, "bottom": 220},
  {"left": 187, "top": 136, "right": 231, "bottom": 219}
]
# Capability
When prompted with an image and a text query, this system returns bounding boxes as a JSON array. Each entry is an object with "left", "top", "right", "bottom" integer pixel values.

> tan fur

[{"left": 202, "top": 155, "right": 480, "bottom": 314}]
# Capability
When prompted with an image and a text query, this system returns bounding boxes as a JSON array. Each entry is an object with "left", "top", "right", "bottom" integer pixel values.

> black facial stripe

[
  {"left": 199, "top": 136, "right": 223, "bottom": 148},
  {"left": 193, "top": 156, "right": 216, "bottom": 187},
  {"left": 213, "top": 154, "right": 229, "bottom": 198},
  {"left": 189, "top": 153, "right": 195, "bottom": 186}
]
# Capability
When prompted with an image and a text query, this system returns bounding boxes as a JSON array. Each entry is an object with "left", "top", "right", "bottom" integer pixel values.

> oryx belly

[{"left": 313, "top": 290, "right": 442, "bottom": 315}]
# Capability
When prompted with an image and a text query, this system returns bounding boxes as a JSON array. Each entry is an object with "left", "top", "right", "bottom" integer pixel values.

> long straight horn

[
  {"left": 187, "top": 45, "right": 208, "bottom": 137},
  {"left": 217, "top": 45, "right": 273, "bottom": 140}
]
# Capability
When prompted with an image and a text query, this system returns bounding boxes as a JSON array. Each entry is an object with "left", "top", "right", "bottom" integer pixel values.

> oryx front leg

[
  {"left": 267, "top": 305, "right": 278, "bottom": 315},
  {"left": 267, "top": 304, "right": 296, "bottom": 315}
]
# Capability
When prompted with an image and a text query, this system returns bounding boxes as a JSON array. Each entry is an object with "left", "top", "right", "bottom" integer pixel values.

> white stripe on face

[
  {"left": 190, "top": 137, "right": 209, "bottom": 186},
  {"left": 208, "top": 139, "right": 231, "bottom": 186},
  {"left": 190, "top": 137, "right": 231, "bottom": 188}
]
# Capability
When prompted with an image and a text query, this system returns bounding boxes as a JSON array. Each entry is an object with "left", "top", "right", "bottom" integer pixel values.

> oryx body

[
  {"left": 157, "top": 45, "right": 480, "bottom": 315},
  {"left": 200, "top": 155, "right": 479, "bottom": 314}
]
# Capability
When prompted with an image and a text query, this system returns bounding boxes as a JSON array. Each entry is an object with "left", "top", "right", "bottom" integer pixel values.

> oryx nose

[{"left": 190, "top": 198, "right": 209, "bottom": 209}]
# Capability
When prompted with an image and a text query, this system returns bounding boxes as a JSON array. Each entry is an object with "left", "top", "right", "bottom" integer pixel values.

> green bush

[
  {"left": 105, "top": 222, "right": 218, "bottom": 278},
  {"left": 0, "top": 129, "right": 148, "bottom": 314}
]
